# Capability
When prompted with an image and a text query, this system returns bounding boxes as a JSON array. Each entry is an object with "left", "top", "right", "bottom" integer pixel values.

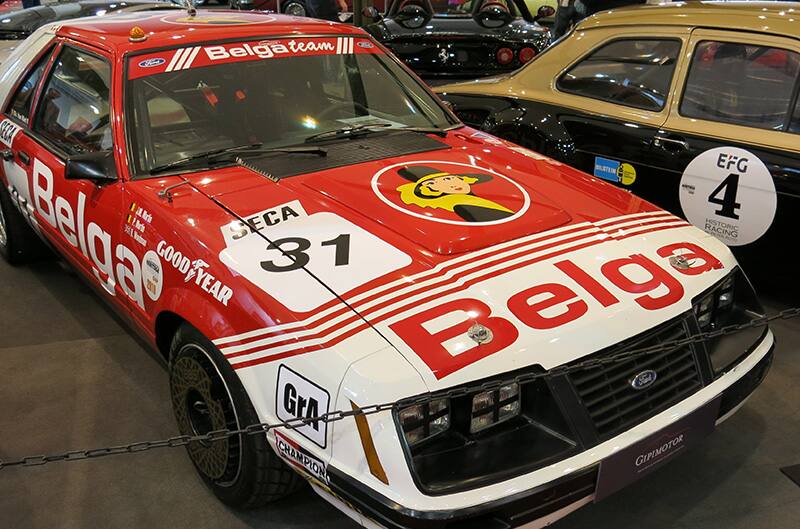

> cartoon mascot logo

[
  {"left": 396, "top": 165, "right": 516, "bottom": 223},
  {"left": 371, "top": 161, "right": 529, "bottom": 225}
]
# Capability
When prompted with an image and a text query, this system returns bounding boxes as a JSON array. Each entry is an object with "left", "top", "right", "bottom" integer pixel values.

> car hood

[{"left": 187, "top": 129, "right": 735, "bottom": 389}]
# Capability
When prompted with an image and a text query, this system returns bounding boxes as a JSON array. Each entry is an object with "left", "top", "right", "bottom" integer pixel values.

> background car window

[
  {"left": 557, "top": 39, "right": 681, "bottom": 111},
  {"left": 790, "top": 96, "right": 800, "bottom": 133},
  {"left": 33, "top": 46, "right": 112, "bottom": 155},
  {"left": 6, "top": 48, "right": 53, "bottom": 124},
  {"left": 681, "top": 41, "right": 800, "bottom": 131}
]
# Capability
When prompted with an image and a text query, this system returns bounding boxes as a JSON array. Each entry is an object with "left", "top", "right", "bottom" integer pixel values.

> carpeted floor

[{"left": 0, "top": 257, "right": 798, "bottom": 529}]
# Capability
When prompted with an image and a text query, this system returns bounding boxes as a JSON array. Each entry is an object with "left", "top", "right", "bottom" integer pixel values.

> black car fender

[{"left": 443, "top": 93, "right": 576, "bottom": 161}]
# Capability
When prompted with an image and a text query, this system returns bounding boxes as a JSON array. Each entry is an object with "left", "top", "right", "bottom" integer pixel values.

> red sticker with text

[{"left": 128, "top": 37, "right": 381, "bottom": 79}]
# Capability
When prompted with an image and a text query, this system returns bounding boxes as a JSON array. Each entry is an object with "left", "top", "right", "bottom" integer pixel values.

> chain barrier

[{"left": 1, "top": 307, "right": 797, "bottom": 471}]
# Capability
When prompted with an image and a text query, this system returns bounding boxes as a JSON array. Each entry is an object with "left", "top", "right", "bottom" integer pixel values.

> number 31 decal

[{"left": 261, "top": 234, "right": 351, "bottom": 273}]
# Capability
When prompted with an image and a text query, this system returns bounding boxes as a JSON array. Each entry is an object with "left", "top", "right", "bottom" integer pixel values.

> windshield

[{"left": 126, "top": 36, "right": 454, "bottom": 176}]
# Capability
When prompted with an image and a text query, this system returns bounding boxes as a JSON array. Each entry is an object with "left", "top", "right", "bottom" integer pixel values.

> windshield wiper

[
  {"left": 149, "top": 144, "right": 326, "bottom": 175},
  {"left": 397, "top": 126, "right": 452, "bottom": 137},
  {"left": 304, "top": 123, "right": 392, "bottom": 143}
]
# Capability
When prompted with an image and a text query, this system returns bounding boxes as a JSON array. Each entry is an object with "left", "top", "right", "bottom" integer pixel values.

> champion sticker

[
  {"left": 679, "top": 147, "right": 776, "bottom": 246},
  {"left": 274, "top": 431, "right": 328, "bottom": 484}
]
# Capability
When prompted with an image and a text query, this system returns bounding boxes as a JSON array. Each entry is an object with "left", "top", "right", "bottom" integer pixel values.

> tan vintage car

[{"left": 436, "top": 1, "right": 800, "bottom": 271}]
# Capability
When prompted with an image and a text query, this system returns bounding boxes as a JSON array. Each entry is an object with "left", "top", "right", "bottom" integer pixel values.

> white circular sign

[
  {"left": 142, "top": 251, "right": 163, "bottom": 302},
  {"left": 679, "top": 147, "right": 776, "bottom": 246}
]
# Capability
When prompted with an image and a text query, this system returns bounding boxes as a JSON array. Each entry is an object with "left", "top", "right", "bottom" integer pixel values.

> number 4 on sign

[
  {"left": 261, "top": 234, "right": 351, "bottom": 273},
  {"left": 708, "top": 173, "right": 741, "bottom": 220}
]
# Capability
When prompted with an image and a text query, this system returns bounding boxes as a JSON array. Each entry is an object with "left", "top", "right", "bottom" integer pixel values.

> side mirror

[
  {"left": 534, "top": 5, "right": 555, "bottom": 20},
  {"left": 65, "top": 150, "right": 117, "bottom": 183},
  {"left": 362, "top": 6, "right": 381, "bottom": 21}
]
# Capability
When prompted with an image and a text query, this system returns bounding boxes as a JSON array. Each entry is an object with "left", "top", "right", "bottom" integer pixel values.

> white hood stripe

[
  {"left": 214, "top": 212, "right": 682, "bottom": 348},
  {"left": 222, "top": 226, "right": 604, "bottom": 356},
  {"left": 226, "top": 221, "right": 689, "bottom": 368}
]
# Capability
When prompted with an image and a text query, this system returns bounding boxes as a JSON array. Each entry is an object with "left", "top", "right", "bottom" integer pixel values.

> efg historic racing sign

[{"left": 679, "top": 147, "right": 777, "bottom": 246}]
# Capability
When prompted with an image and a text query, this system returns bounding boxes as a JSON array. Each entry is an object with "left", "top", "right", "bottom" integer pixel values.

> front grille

[{"left": 568, "top": 316, "right": 704, "bottom": 440}]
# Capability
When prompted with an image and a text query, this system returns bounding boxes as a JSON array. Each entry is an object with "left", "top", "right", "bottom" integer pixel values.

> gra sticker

[
  {"left": 679, "top": 147, "right": 776, "bottom": 246},
  {"left": 371, "top": 160, "right": 530, "bottom": 226}
]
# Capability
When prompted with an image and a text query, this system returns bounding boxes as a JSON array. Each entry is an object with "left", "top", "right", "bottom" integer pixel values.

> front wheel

[
  {"left": 169, "top": 324, "right": 303, "bottom": 508},
  {"left": 0, "top": 184, "right": 46, "bottom": 265}
]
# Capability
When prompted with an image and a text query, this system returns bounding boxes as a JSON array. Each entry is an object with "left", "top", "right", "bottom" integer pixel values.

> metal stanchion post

[{"left": 353, "top": 0, "right": 363, "bottom": 26}]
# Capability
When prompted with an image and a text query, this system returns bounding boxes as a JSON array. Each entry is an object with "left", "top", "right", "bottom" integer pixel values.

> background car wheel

[
  {"left": 282, "top": 1, "right": 307, "bottom": 16},
  {"left": 169, "top": 324, "right": 303, "bottom": 508},
  {"left": 0, "top": 185, "right": 46, "bottom": 265}
]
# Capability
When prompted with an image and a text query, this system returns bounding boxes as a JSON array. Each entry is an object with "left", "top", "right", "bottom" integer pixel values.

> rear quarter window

[
  {"left": 680, "top": 41, "right": 800, "bottom": 131},
  {"left": 557, "top": 38, "right": 681, "bottom": 112}
]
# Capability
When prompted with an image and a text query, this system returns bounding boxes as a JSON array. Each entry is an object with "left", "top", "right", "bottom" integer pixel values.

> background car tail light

[
  {"left": 496, "top": 47, "right": 514, "bottom": 65},
  {"left": 398, "top": 398, "right": 449, "bottom": 447},
  {"left": 519, "top": 47, "right": 536, "bottom": 63},
  {"left": 470, "top": 383, "right": 520, "bottom": 433}
]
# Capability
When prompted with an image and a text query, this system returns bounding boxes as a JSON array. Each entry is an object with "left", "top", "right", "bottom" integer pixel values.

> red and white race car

[{"left": 0, "top": 9, "right": 773, "bottom": 529}]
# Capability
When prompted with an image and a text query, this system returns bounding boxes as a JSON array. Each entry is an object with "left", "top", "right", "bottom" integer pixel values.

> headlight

[
  {"left": 398, "top": 398, "right": 449, "bottom": 448},
  {"left": 395, "top": 374, "right": 578, "bottom": 494},
  {"left": 694, "top": 274, "right": 736, "bottom": 330},
  {"left": 470, "top": 383, "right": 520, "bottom": 433},
  {"left": 692, "top": 269, "right": 766, "bottom": 376}
]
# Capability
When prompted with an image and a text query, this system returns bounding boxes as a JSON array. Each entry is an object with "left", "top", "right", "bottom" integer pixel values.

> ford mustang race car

[{"left": 0, "top": 9, "right": 774, "bottom": 529}]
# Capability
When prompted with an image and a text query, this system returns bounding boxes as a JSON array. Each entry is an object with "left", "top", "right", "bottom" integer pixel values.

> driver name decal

[{"left": 128, "top": 37, "right": 383, "bottom": 80}]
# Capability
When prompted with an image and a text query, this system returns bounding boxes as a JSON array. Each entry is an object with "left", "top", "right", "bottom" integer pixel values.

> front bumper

[{"left": 325, "top": 333, "right": 774, "bottom": 529}]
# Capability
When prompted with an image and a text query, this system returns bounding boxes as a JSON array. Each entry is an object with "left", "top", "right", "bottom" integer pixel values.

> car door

[
  {"left": 22, "top": 41, "right": 132, "bottom": 309},
  {"left": 0, "top": 40, "right": 56, "bottom": 240},
  {"left": 540, "top": 27, "right": 689, "bottom": 200},
  {"left": 656, "top": 29, "right": 800, "bottom": 250}
]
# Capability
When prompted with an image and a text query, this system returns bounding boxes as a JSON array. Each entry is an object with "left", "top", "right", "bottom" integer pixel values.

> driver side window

[
  {"left": 32, "top": 46, "right": 112, "bottom": 156},
  {"left": 557, "top": 39, "right": 681, "bottom": 112}
]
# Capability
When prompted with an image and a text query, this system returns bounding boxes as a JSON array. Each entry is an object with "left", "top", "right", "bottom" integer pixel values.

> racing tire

[
  {"left": 169, "top": 324, "right": 303, "bottom": 508},
  {"left": 0, "top": 184, "right": 46, "bottom": 265}
]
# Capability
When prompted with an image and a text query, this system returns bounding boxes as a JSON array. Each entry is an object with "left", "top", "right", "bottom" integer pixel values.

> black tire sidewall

[
  {"left": 0, "top": 184, "right": 30, "bottom": 264},
  {"left": 169, "top": 324, "right": 280, "bottom": 507}
]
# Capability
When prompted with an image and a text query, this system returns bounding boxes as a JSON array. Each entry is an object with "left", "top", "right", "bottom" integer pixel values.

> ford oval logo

[
  {"left": 139, "top": 58, "right": 165, "bottom": 68},
  {"left": 630, "top": 369, "right": 657, "bottom": 390},
  {"left": 357, "top": 41, "right": 374, "bottom": 49}
]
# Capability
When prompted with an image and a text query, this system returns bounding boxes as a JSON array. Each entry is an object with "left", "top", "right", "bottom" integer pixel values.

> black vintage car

[{"left": 363, "top": 0, "right": 552, "bottom": 78}]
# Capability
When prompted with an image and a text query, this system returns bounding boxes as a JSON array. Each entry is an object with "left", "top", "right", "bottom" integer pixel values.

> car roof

[
  {"left": 577, "top": 1, "right": 800, "bottom": 40},
  {"left": 53, "top": 8, "right": 364, "bottom": 56}
]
